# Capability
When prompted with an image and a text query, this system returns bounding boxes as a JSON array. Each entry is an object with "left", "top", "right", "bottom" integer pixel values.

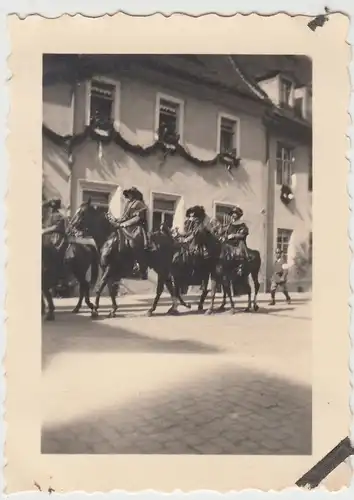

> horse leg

[
  {"left": 167, "top": 276, "right": 191, "bottom": 309},
  {"left": 198, "top": 277, "right": 210, "bottom": 312},
  {"left": 84, "top": 279, "right": 96, "bottom": 313},
  {"left": 72, "top": 258, "right": 95, "bottom": 314},
  {"left": 92, "top": 267, "right": 110, "bottom": 318},
  {"left": 205, "top": 277, "right": 217, "bottom": 315},
  {"left": 44, "top": 287, "right": 55, "bottom": 321},
  {"left": 166, "top": 276, "right": 182, "bottom": 316},
  {"left": 223, "top": 280, "right": 236, "bottom": 314},
  {"left": 41, "top": 293, "right": 46, "bottom": 316},
  {"left": 251, "top": 270, "right": 260, "bottom": 312},
  {"left": 216, "top": 284, "right": 227, "bottom": 312},
  {"left": 146, "top": 274, "right": 167, "bottom": 316},
  {"left": 72, "top": 281, "right": 84, "bottom": 314},
  {"left": 107, "top": 278, "right": 119, "bottom": 318},
  {"left": 244, "top": 279, "right": 252, "bottom": 312}
]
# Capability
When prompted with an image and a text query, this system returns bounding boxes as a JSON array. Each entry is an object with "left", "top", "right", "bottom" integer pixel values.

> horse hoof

[
  {"left": 197, "top": 307, "right": 204, "bottom": 313},
  {"left": 253, "top": 304, "right": 259, "bottom": 312},
  {"left": 229, "top": 308, "right": 236, "bottom": 315},
  {"left": 205, "top": 309, "right": 213, "bottom": 316},
  {"left": 217, "top": 306, "right": 226, "bottom": 313},
  {"left": 167, "top": 308, "right": 179, "bottom": 316},
  {"left": 244, "top": 307, "right": 251, "bottom": 313},
  {"left": 185, "top": 303, "right": 192, "bottom": 309},
  {"left": 72, "top": 307, "right": 80, "bottom": 314},
  {"left": 146, "top": 310, "right": 153, "bottom": 317},
  {"left": 45, "top": 312, "right": 55, "bottom": 321},
  {"left": 107, "top": 310, "right": 117, "bottom": 318},
  {"left": 91, "top": 310, "right": 99, "bottom": 319}
]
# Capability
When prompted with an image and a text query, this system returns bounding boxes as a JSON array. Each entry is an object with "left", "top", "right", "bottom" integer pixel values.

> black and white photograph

[{"left": 40, "top": 53, "right": 313, "bottom": 456}]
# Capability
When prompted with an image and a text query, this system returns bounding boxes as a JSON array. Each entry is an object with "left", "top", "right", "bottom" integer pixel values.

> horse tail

[
  {"left": 90, "top": 247, "right": 100, "bottom": 287},
  {"left": 249, "top": 249, "right": 261, "bottom": 292},
  {"left": 252, "top": 249, "right": 262, "bottom": 273}
]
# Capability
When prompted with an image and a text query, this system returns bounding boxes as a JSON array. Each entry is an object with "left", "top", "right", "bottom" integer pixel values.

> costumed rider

[
  {"left": 224, "top": 205, "right": 250, "bottom": 260},
  {"left": 42, "top": 198, "right": 66, "bottom": 249},
  {"left": 184, "top": 205, "right": 210, "bottom": 259},
  {"left": 42, "top": 198, "right": 69, "bottom": 290},
  {"left": 109, "top": 187, "right": 150, "bottom": 279}
]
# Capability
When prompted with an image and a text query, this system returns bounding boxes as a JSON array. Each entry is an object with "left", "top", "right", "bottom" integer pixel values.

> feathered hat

[{"left": 185, "top": 205, "right": 206, "bottom": 221}]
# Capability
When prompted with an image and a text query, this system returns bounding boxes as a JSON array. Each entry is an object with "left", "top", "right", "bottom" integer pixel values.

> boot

[{"left": 268, "top": 291, "right": 276, "bottom": 306}]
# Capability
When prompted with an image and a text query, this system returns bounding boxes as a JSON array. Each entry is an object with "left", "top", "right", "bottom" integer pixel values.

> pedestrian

[{"left": 269, "top": 248, "right": 291, "bottom": 305}]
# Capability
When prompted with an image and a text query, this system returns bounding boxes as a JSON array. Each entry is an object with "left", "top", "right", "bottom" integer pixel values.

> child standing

[{"left": 269, "top": 248, "right": 291, "bottom": 305}]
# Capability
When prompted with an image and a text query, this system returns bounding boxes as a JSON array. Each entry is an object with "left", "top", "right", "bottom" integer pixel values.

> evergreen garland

[{"left": 42, "top": 118, "right": 241, "bottom": 169}]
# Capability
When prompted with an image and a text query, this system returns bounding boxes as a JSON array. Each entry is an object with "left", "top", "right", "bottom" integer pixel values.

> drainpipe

[{"left": 263, "top": 118, "right": 272, "bottom": 293}]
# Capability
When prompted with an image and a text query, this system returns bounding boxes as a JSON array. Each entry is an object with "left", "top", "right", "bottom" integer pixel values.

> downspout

[
  {"left": 263, "top": 112, "right": 275, "bottom": 294},
  {"left": 263, "top": 123, "right": 270, "bottom": 293},
  {"left": 68, "top": 82, "right": 76, "bottom": 217}
]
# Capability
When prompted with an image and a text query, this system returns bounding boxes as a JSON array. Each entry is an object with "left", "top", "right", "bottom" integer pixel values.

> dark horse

[
  {"left": 69, "top": 199, "right": 191, "bottom": 318},
  {"left": 41, "top": 223, "right": 100, "bottom": 321},
  {"left": 173, "top": 220, "right": 262, "bottom": 315},
  {"left": 167, "top": 218, "right": 218, "bottom": 313}
]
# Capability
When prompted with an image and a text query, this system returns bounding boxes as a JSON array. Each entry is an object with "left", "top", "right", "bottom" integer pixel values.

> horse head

[
  {"left": 70, "top": 198, "right": 92, "bottom": 233},
  {"left": 70, "top": 199, "right": 113, "bottom": 247}
]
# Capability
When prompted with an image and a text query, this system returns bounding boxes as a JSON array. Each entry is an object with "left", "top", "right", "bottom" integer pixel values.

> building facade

[{"left": 42, "top": 55, "right": 312, "bottom": 292}]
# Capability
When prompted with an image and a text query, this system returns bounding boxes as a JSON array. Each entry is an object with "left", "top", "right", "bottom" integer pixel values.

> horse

[
  {"left": 172, "top": 220, "right": 261, "bottom": 315},
  {"left": 167, "top": 219, "right": 218, "bottom": 313},
  {"left": 69, "top": 200, "right": 191, "bottom": 318},
  {"left": 41, "top": 220, "right": 100, "bottom": 321},
  {"left": 201, "top": 225, "right": 262, "bottom": 313}
]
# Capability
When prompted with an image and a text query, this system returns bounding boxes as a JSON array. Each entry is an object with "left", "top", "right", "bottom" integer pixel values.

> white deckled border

[{"left": 1, "top": 1, "right": 354, "bottom": 498}]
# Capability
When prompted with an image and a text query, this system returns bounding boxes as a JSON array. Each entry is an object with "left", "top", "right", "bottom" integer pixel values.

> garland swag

[{"left": 42, "top": 119, "right": 241, "bottom": 169}]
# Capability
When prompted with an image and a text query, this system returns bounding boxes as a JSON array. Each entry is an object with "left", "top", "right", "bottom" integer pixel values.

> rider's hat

[
  {"left": 230, "top": 205, "right": 243, "bottom": 218},
  {"left": 123, "top": 187, "right": 143, "bottom": 201},
  {"left": 186, "top": 205, "right": 206, "bottom": 221},
  {"left": 48, "top": 198, "right": 61, "bottom": 210}
]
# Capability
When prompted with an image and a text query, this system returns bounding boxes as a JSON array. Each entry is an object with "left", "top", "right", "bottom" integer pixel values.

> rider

[
  {"left": 42, "top": 198, "right": 69, "bottom": 287},
  {"left": 184, "top": 206, "right": 210, "bottom": 259},
  {"left": 110, "top": 187, "right": 150, "bottom": 279},
  {"left": 42, "top": 198, "right": 66, "bottom": 249},
  {"left": 224, "top": 205, "right": 250, "bottom": 260},
  {"left": 118, "top": 187, "right": 150, "bottom": 248}
]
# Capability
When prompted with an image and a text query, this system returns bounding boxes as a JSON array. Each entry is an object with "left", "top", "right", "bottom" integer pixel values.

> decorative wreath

[
  {"left": 280, "top": 184, "right": 295, "bottom": 205},
  {"left": 219, "top": 148, "right": 241, "bottom": 170}
]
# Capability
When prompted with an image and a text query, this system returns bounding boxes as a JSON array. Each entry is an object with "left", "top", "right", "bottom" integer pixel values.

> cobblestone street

[{"left": 41, "top": 292, "right": 312, "bottom": 455}]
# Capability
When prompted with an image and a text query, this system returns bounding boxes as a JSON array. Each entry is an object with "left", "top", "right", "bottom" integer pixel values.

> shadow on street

[
  {"left": 42, "top": 313, "right": 224, "bottom": 370},
  {"left": 42, "top": 365, "right": 312, "bottom": 456}
]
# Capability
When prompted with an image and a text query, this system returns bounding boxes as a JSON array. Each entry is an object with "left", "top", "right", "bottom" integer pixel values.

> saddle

[
  {"left": 116, "top": 226, "right": 145, "bottom": 252},
  {"left": 68, "top": 236, "right": 97, "bottom": 249}
]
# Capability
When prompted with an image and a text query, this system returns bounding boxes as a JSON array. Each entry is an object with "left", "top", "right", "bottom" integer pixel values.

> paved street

[{"left": 41, "top": 292, "right": 312, "bottom": 455}]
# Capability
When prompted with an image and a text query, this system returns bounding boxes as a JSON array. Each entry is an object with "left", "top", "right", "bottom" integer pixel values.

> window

[
  {"left": 82, "top": 190, "right": 110, "bottom": 216},
  {"left": 152, "top": 196, "right": 176, "bottom": 232},
  {"left": 294, "top": 96, "right": 304, "bottom": 118},
  {"left": 276, "top": 228, "right": 293, "bottom": 263},
  {"left": 309, "top": 232, "right": 313, "bottom": 265},
  {"left": 156, "top": 94, "right": 184, "bottom": 139},
  {"left": 218, "top": 115, "right": 239, "bottom": 154},
  {"left": 276, "top": 143, "right": 294, "bottom": 185},
  {"left": 214, "top": 203, "right": 233, "bottom": 225},
  {"left": 279, "top": 78, "right": 293, "bottom": 108},
  {"left": 89, "top": 79, "right": 116, "bottom": 124}
]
